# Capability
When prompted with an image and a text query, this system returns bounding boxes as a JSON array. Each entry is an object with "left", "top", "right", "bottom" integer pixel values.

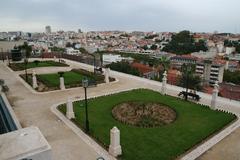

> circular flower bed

[{"left": 112, "top": 102, "right": 176, "bottom": 127}]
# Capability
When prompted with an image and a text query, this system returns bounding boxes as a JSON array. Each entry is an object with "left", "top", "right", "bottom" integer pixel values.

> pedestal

[
  {"left": 105, "top": 68, "right": 110, "bottom": 84},
  {"left": 109, "top": 126, "right": 122, "bottom": 157},
  {"left": 211, "top": 82, "right": 219, "bottom": 110},
  {"left": 161, "top": 71, "right": 167, "bottom": 95},
  {"left": 66, "top": 97, "right": 75, "bottom": 119},
  {"left": 32, "top": 70, "right": 38, "bottom": 89},
  {"left": 60, "top": 77, "right": 65, "bottom": 90}
]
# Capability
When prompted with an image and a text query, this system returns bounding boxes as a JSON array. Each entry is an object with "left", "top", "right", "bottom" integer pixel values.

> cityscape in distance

[{"left": 0, "top": 0, "right": 240, "bottom": 160}]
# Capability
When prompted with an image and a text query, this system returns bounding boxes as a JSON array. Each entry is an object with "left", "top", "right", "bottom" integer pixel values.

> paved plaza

[{"left": 1, "top": 59, "right": 240, "bottom": 160}]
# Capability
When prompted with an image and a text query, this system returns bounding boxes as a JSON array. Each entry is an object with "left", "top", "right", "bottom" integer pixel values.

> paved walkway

[
  {"left": 0, "top": 60, "right": 143, "bottom": 160},
  {"left": 1, "top": 59, "right": 240, "bottom": 160}
]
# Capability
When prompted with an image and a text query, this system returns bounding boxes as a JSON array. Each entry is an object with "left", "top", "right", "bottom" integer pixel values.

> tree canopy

[
  {"left": 162, "top": 30, "right": 207, "bottom": 54},
  {"left": 19, "top": 42, "right": 32, "bottom": 58},
  {"left": 106, "top": 61, "right": 140, "bottom": 76},
  {"left": 224, "top": 40, "right": 240, "bottom": 53},
  {"left": 178, "top": 64, "right": 202, "bottom": 91},
  {"left": 223, "top": 70, "right": 240, "bottom": 85}
]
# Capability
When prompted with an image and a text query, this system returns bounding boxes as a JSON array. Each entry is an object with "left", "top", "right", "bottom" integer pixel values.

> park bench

[{"left": 178, "top": 91, "right": 201, "bottom": 101}]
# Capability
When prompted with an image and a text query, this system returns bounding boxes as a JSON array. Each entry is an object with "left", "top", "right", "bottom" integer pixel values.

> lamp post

[
  {"left": 82, "top": 78, "right": 89, "bottom": 133},
  {"left": 1, "top": 48, "right": 4, "bottom": 62},
  {"left": 7, "top": 49, "right": 10, "bottom": 66},
  {"left": 185, "top": 69, "right": 189, "bottom": 101}
]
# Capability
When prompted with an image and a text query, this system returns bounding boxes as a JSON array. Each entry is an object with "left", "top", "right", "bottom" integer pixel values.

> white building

[
  {"left": 191, "top": 50, "right": 217, "bottom": 59},
  {"left": 103, "top": 54, "right": 133, "bottom": 65},
  {"left": 66, "top": 47, "right": 81, "bottom": 55},
  {"left": 225, "top": 47, "right": 236, "bottom": 55}
]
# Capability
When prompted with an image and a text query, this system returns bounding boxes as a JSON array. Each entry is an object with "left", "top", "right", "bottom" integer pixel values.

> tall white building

[{"left": 45, "top": 26, "right": 51, "bottom": 34}]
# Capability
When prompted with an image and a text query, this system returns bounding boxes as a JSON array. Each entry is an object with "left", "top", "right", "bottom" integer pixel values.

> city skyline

[{"left": 0, "top": 0, "right": 240, "bottom": 33}]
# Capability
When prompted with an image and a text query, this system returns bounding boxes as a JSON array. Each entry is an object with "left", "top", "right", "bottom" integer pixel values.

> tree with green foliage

[
  {"left": 19, "top": 42, "right": 32, "bottom": 82},
  {"left": 178, "top": 64, "right": 202, "bottom": 99},
  {"left": 145, "top": 34, "right": 158, "bottom": 39},
  {"left": 150, "top": 44, "right": 158, "bottom": 50},
  {"left": 79, "top": 47, "right": 88, "bottom": 54},
  {"left": 142, "top": 45, "right": 149, "bottom": 50},
  {"left": 159, "top": 56, "right": 170, "bottom": 71},
  {"left": 66, "top": 42, "right": 72, "bottom": 48},
  {"left": 106, "top": 61, "right": 140, "bottom": 76},
  {"left": 223, "top": 70, "right": 240, "bottom": 85},
  {"left": 163, "top": 30, "right": 207, "bottom": 54},
  {"left": 224, "top": 40, "right": 240, "bottom": 53}
]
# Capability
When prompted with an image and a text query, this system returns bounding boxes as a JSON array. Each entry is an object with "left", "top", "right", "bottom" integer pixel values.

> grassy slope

[{"left": 58, "top": 89, "right": 236, "bottom": 160}]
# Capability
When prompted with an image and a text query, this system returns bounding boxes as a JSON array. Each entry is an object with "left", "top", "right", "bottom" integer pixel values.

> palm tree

[
  {"left": 178, "top": 63, "right": 201, "bottom": 100},
  {"left": 159, "top": 56, "right": 170, "bottom": 71},
  {"left": 19, "top": 42, "right": 32, "bottom": 82}
]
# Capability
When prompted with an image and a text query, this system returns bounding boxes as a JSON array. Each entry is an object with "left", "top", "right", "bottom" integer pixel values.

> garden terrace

[
  {"left": 20, "top": 69, "right": 114, "bottom": 92},
  {"left": 9, "top": 60, "right": 69, "bottom": 71},
  {"left": 58, "top": 89, "right": 236, "bottom": 160}
]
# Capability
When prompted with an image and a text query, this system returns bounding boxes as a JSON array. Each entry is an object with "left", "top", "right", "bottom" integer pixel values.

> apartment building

[{"left": 196, "top": 60, "right": 224, "bottom": 86}]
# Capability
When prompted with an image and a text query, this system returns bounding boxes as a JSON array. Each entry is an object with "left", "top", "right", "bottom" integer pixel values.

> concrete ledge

[
  {"left": 1, "top": 92, "right": 22, "bottom": 129},
  {"left": 0, "top": 126, "right": 52, "bottom": 160}
]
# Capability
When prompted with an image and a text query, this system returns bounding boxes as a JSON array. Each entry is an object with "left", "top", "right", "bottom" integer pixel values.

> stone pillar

[
  {"left": 225, "top": 60, "right": 229, "bottom": 70},
  {"left": 66, "top": 97, "right": 75, "bottom": 119},
  {"left": 32, "top": 70, "right": 38, "bottom": 89},
  {"left": 105, "top": 68, "right": 110, "bottom": 84},
  {"left": 161, "top": 71, "right": 167, "bottom": 95},
  {"left": 109, "top": 126, "right": 122, "bottom": 157},
  {"left": 54, "top": 56, "right": 56, "bottom": 62},
  {"left": 211, "top": 82, "right": 219, "bottom": 110},
  {"left": 60, "top": 77, "right": 65, "bottom": 90}
]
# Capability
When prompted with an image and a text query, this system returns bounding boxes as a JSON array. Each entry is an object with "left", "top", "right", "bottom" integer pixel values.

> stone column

[
  {"left": 109, "top": 126, "right": 122, "bottom": 157},
  {"left": 32, "top": 70, "right": 38, "bottom": 89},
  {"left": 161, "top": 71, "right": 167, "bottom": 95},
  {"left": 54, "top": 56, "right": 56, "bottom": 62},
  {"left": 66, "top": 97, "right": 75, "bottom": 119},
  {"left": 60, "top": 77, "right": 65, "bottom": 90},
  {"left": 105, "top": 68, "right": 110, "bottom": 84},
  {"left": 211, "top": 82, "right": 219, "bottom": 110}
]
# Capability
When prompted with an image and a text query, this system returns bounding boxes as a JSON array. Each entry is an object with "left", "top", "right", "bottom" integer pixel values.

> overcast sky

[{"left": 0, "top": 0, "right": 240, "bottom": 33}]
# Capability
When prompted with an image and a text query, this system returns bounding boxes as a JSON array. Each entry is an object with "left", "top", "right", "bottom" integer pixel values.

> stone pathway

[{"left": 1, "top": 59, "right": 240, "bottom": 160}]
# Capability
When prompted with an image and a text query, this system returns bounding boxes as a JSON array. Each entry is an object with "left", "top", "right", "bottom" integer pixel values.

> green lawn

[
  {"left": 9, "top": 60, "right": 68, "bottom": 71},
  {"left": 58, "top": 89, "right": 236, "bottom": 160},
  {"left": 37, "top": 71, "right": 89, "bottom": 88}
]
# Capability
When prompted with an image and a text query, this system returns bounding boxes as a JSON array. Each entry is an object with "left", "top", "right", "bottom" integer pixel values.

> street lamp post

[
  {"left": 185, "top": 69, "right": 189, "bottom": 101},
  {"left": 1, "top": 48, "right": 4, "bottom": 62},
  {"left": 82, "top": 78, "right": 89, "bottom": 133}
]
